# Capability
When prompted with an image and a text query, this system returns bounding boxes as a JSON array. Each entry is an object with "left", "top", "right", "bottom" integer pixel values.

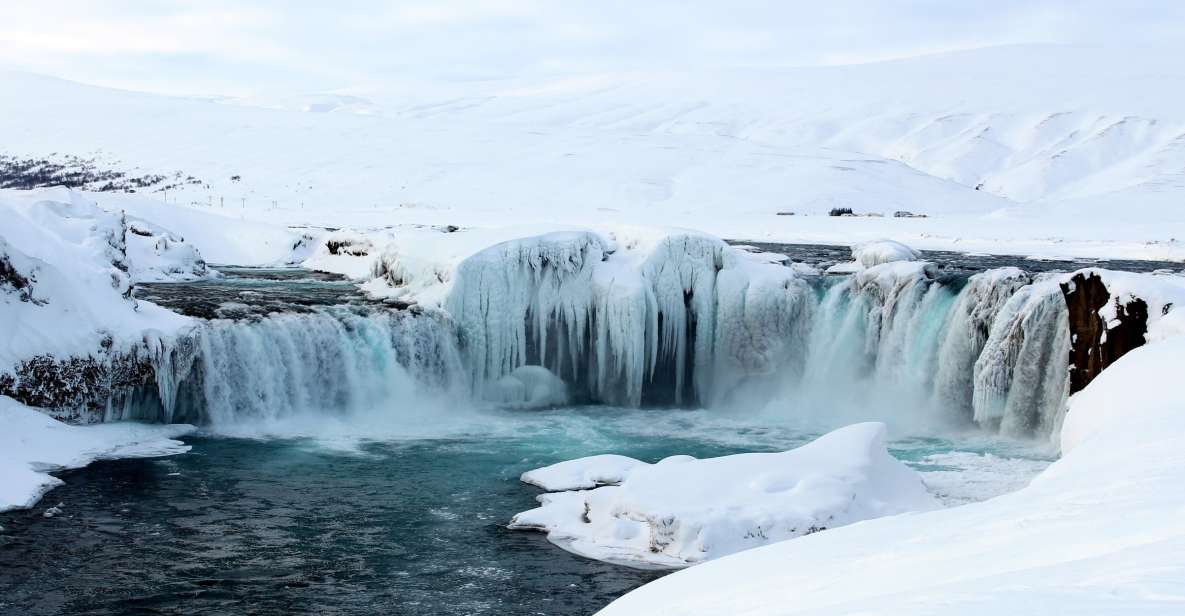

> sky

[{"left": 1, "top": 1, "right": 1183, "bottom": 96}]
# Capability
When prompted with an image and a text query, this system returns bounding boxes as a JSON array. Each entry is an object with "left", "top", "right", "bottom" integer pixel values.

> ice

[
  {"left": 4, "top": 44, "right": 1185, "bottom": 262},
  {"left": 0, "top": 190, "right": 193, "bottom": 374},
  {"left": 972, "top": 279, "right": 1072, "bottom": 437},
  {"left": 598, "top": 336, "right": 1185, "bottom": 616},
  {"left": 509, "top": 422, "right": 938, "bottom": 569},
  {"left": 0, "top": 395, "right": 193, "bottom": 511},
  {"left": 850, "top": 239, "right": 922, "bottom": 268},
  {"left": 520, "top": 454, "right": 645, "bottom": 491},
  {"left": 484, "top": 365, "right": 569, "bottom": 409}
]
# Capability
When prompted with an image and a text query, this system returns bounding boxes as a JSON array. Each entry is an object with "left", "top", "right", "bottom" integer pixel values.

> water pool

[{"left": 0, "top": 407, "right": 1051, "bottom": 615}]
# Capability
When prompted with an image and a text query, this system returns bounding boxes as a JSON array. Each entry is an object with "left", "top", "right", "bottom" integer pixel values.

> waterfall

[
  {"left": 931, "top": 268, "right": 1032, "bottom": 421},
  {"left": 972, "top": 280, "right": 1072, "bottom": 437},
  {"left": 437, "top": 232, "right": 1078, "bottom": 439},
  {"left": 110, "top": 237, "right": 1080, "bottom": 441},
  {"left": 151, "top": 307, "right": 466, "bottom": 427}
]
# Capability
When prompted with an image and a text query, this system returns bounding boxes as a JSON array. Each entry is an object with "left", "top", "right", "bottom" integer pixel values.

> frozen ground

[
  {"left": 1, "top": 43, "right": 1185, "bottom": 262},
  {"left": 509, "top": 422, "right": 938, "bottom": 569},
  {"left": 598, "top": 336, "right": 1185, "bottom": 615}
]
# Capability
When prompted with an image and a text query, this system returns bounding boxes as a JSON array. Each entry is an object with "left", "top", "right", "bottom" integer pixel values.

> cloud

[{"left": 0, "top": 0, "right": 1181, "bottom": 95}]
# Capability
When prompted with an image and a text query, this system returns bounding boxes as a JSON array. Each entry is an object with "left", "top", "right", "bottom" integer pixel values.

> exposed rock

[
  {"left": 1061, "top": 272, "right": 1148, "bottom": 394},
  {"left": 0, "top": 350, "right": 159, "bottom": 423},
  {"left": 0, "top": 252, "right": 36, "bottom": 303}
]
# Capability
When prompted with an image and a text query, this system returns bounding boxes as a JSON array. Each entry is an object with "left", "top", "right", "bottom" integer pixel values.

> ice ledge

[
  {"left": 509, "top": 422, "right": 938, "bottom": 569},
  {"left": 0, "top": 395, "right": 194, "bottom": 512}
]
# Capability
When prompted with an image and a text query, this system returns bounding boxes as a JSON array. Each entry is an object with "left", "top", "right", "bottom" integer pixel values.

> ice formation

[
  {"left": 151, "top": 308, "right": 466, "bottom": 426},
  {"left": 932, "top": 267, "right": 1032, "bottom": 420},
  {"left": 444, "top": 230, "right": 820, "bottom": 408},
  {"left": 598, "top": 336, "right": 1185, "bottom": 616},
  {"left": 972, "top": 280, "right": 1072, "bottom": 437},
  {"left": 850, "top": 239, "right": 923, "bottom": 268},
  {"left": 508, "top": 422, "right": 938, "bottom": 569},
  {"left": 6, "top": 192, "right": 1181, "bottom": 445},
  {"left": 484, "top": 365, "right": 569, "bottom": 409}
]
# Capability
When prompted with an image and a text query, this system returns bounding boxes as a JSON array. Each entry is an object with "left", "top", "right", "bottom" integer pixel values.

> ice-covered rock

[
  {"left": 441, "top": 228, "right": 823, "bottom": 407},
  {"left": 972, "top": 278, "right": 1071, "bottom": 437},
  {"left": 124, "top": 215, "right": 208, "bottom": 282},
  {"left": 932, "top": 267, "right": 1032, "bottom": 419},
  {"left": 851, "top": 239, "right": 922, "bottom": 268},
  {"left": 484, "top": 365, "right": 569, "bottom": 409},
  {"left": 0, "top": 190, "right": 192, "bottom": 383},
  {"left": 508, "top": 422, "right": 938, "bottom": 569}
]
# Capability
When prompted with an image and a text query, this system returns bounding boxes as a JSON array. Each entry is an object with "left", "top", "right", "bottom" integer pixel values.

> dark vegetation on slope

[
  {"left": 0, "top": 253, "right": 36, "bottom": 303},
  {"left": 0, "top": 153, "right": 201, "bottom": 193},
  {"left": 0, "top": 350, "right": 158, "bottom": 423}
]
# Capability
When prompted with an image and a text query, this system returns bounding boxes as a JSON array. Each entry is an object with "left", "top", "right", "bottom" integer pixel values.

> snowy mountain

[{"left": 1, "top": 43, "right": 1184, "bottom": 260}]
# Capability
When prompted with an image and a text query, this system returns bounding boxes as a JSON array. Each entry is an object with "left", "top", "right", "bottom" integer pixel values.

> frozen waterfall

[
  {"left": 441, "top": 232, "right": 1074, "bottom": 439},
  {"left": 145, "top": 308, "right": 467, "bottom": 427},
  {"left": 108, "top": 234, "right": 1080, "bottom": 440}
]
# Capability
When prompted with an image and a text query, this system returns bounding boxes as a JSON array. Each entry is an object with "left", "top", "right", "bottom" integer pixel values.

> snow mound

[
  {"left": 0, "top": 395, "right": 194, "bottom": 511},
  {"left": 509, "top": 422, "right": 937, "bottom": 569},
  {"left": 521, "top": 454, "right": 645, "bottom": 491},
  {"left": 851, "top": 239, "right": 922, "bottom": 268},
  {"left": 0, "top": 189, "right": 193, "bottom": 373},
  {"left": 124, "top": 215, "right": 208, "bottom": 281},
  {"left": 598, "top": 336, "right": 1185, "bottom": 615},
  {"left": 484, "top": 365, "right": 569, "bottom": 409}
]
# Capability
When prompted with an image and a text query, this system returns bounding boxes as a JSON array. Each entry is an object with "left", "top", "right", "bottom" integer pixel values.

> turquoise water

[{"left": 0, "top": 407, "right": 1051, "bottom": 615}]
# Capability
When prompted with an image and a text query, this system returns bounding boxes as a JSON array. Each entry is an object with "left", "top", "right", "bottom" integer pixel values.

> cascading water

[
  {"left": 115, "top": 241, "right": 1077, "bottom": 441},
  {"left": 143, "top": 307, "right": 467, "bottom": 428},
  {"left": 441, "top": 234, "right": 1074, "bottom": 440}
]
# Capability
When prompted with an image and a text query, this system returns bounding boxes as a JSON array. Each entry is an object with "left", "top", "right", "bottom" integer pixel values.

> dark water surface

[
  {"left": 0, "top": 408, "right": 1049, "bottom": 616},
  {"left": 730, "top": 240, "right": 1185, "bottom": 275},
  {"left": 0, "top": 433, "right": 668, "bottom": 616}
]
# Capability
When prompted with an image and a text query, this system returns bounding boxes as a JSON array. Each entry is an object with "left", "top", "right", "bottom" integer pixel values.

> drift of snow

[
  {"left": 4, "top": 44, "right": 1185, "bottom": 262},
  {"left": 509, "top": 422, "right": 938, "bottom": 569},
  {"left": 851, "top": 239, "right": 922, "bottom": 268},
  {"left": 0, "top": 189, "right": 194, "bottom": 373},
  {"left": 597, "top": 335, "right": 1185, "bottom": 615},
  {"left": 0, "top": 395, "right": 193, "bottom": 511}
]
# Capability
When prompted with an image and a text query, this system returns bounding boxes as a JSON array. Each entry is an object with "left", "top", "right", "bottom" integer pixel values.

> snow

[
  {"left": 0, "top": 189, "right": 194, "bottom": 373},
  {"left": 2, "top": 44, "right": 1185, "bottom": 262},
  {"left": 850, "top": 239, "right": 921, "bottom": 268},
  {"left": 597, "top": 335, "right": 1185, "bottom": 615},
  {"left": 509, "top": 422, "right": 938, "bottom": 569},
  {"left": 521, "top": 454, "right": 646, "bottom": 491},
  {"left": 484, "top": 365, "right": 569, "bottom": 409},
  {"left": 0, "top": 395, "right": 193, "bottom": 511}
]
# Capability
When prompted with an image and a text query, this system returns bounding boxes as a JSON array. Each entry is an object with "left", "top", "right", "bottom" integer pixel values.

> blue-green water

[{"left": 0, "top": 408, "right": 1050, "bottom": 616}]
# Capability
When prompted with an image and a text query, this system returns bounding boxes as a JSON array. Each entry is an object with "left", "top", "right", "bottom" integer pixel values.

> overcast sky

[{"left": 2, "top": 1, "right": 1181, "bottom": 96}]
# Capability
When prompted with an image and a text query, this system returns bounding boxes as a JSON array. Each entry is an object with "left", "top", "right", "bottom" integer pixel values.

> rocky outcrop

[
  {"left": 1061, "top": 272, "right": 1148, "bottom": 394},
  {"left": 0, "top": 346, "right": 160, "bottom": 423}
]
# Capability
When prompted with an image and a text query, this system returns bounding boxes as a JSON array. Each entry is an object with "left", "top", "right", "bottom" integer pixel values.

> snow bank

[
  {"left": 510, "top": 422, "right": 937, "bottom": 569},
  {"left": 598, "top": 336, "right": 1185, "bottom": 614},
  {"left": 0, "top": 189, "right": 193, "bottom": 373},
  {"left": 0, "top": 395, "right": 193, "bottom": 511}
]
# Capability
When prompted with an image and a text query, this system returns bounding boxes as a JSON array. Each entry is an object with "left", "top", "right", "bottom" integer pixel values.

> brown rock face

[{"left": 1060, "top": 272, "right": 1148, "bottom": 394}]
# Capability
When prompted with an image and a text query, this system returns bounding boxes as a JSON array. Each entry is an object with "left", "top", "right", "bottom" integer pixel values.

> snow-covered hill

[{"left": 1, "top": 43, "right": 1184, "bottom": 261}]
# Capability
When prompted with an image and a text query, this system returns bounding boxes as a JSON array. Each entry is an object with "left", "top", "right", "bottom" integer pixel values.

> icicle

[
  {"left": 972, "top": 279, "right": 1071, "bottom": 438},
  {"left": 186, "top": 308, "right": 465, "bottom": 425},
  {"left": 932, "top": 268, "right": 1031, "bottom": 421}
]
